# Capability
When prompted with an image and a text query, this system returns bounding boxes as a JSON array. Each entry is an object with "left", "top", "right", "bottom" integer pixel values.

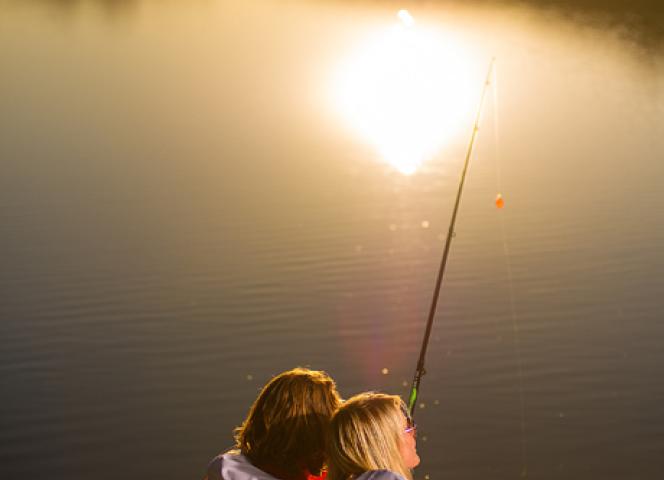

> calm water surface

[{"left": 1, "top": 1, "right": 663, "bottom": 479}]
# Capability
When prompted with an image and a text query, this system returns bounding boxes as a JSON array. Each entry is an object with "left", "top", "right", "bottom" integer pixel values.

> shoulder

[
  {"left": 355, "top": 471, "right": 407, "bottom": 480},
  {"left": 207, "top": 452, "right": 281, "bottom": 480}
]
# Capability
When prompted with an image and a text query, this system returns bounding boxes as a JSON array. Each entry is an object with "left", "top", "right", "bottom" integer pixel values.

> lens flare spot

[{"left": 397, "top": 9, "right": 415, "bottom": 27}]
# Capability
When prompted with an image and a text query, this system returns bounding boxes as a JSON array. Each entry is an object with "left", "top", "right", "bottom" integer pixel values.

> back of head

[
  {"left": 235, "top": 368, "right": 341, "bottom": 478},
  {"left": 327, "top": 393, "right": 412, "bottom": 480}
]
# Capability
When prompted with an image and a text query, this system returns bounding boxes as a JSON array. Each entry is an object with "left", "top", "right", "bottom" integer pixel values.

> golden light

[{"left": 332, "top": 10, "right": 481, "bottom": 175}]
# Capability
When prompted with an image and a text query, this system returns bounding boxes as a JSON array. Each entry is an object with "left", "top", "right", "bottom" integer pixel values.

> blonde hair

[
  {"left": 234, "top": 368, "right": 341, "bottom": 477},
  {"left": 327, "top": 392, "right": 413, "bottom": 480}
]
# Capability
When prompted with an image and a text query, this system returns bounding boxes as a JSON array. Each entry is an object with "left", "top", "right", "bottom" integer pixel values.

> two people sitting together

[{"left": 204, "top": 368, "right": 420, "bottom": 480}]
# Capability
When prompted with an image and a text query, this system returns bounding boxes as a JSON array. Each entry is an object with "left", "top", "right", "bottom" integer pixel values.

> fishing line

[
  {"left": 403, "top": 58, "right": 529, "bottom": 478},
  {"left": 492, "top": 64, "right": 529, "bottom": 478}
]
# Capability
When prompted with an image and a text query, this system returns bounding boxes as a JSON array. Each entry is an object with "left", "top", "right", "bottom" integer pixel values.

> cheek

[{"left": 400, "top": 435, "right": 420, "bottom": 468}]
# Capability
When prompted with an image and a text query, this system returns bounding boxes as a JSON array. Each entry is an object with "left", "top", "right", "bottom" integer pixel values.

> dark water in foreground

[{"left": 1, "top": 1, "right": 663, "bottom": 479}]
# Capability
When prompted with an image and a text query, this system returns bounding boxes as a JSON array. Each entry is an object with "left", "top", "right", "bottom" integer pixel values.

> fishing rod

[{"left": 408, "top": 57, "right": 496, "bottom": 417}]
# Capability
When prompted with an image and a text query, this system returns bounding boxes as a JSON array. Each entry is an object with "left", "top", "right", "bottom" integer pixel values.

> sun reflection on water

[{"left": 331, "top": 11, "right": 482, "bottom": 175}]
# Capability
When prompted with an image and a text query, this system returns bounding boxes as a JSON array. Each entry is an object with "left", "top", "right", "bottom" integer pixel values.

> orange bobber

[{"left": 495, "top": 193, "right": 505, "bottom": 209}]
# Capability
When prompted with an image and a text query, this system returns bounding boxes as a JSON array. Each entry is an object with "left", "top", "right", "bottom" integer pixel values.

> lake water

[{"left": 1, "top": 1, "right": 663, "bottom": 479}]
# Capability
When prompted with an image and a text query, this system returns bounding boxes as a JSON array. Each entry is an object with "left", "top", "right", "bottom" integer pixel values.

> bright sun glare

[{"left": 333, "top": 10, "right": 480, "bottom": 175}]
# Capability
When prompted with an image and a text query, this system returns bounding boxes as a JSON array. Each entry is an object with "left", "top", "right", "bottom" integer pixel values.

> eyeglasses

[
  {"left": 401, "top": 403, "right": 417, "bottom": 436},
  {"left": 404, "top": 415, "right": 417, "bottom": 435}
]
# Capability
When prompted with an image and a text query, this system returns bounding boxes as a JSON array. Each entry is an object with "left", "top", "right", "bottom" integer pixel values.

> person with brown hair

[
  {"left": 326, "top": 392, "right": 420, "bottom": 480},
  {"left": 204, "top": 368, "right": 342, "bottom": 480}
]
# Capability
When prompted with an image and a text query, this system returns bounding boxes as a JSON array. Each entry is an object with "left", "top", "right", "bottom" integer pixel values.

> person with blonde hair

[
  {"left": 327, "top": 392, "right": 420, "bottom": 480},
  {"left": 204, "top": 368, "right": 342, "bottom": 480}
]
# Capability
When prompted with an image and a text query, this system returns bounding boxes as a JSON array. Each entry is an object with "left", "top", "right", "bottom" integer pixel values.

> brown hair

[
  {"left": 327, "top": 393, "right": 412, "bottom": 480},
  {"left": 234, "top": 368, "right": 342, "bottom": 478}
]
